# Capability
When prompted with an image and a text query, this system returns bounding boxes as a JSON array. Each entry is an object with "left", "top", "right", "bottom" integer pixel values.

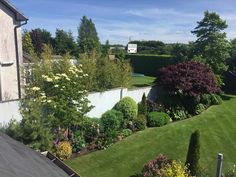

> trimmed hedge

[
  {"left": 113, "top": 97, "right": 138, "bottom": 121},
  {"left": 147, "top": 112, "right": 170, "bottom": 127},
  {"left": 125, "top": 54, "right": 176, "bottom": 76}
]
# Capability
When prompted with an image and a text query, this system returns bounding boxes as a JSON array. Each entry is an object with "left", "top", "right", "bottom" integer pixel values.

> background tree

[
  {"left": 185, "top": 130, "right": 200, "bottom": 176},
  {"left": 54, "top": 29, "right": 78, "bottom": 57},
  {"left": 77, "top": 16, "right": 101, "bottom": 55},
  {"left": 22, "top": 30, "right": 37, "bottom": 58},
  {"left": 229, "top": 38, "right": 236, "bottom": 73},
  {"left": 101, "top": 40, "right": 110, "bottom": 56},
  {"left": 29, "top": 28, "right": 53, "bottom": 55},
  {"left": 192, "top": 11, "right": 230, "bottom": 85}
]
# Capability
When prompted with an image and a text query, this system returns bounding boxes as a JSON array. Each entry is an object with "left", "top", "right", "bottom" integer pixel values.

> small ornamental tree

[
  {"left": 157, "top": 61, "right": 220, "bottom": 97},
  {"left": 185, "top": 130, "right": 201, "bottom": 176}
]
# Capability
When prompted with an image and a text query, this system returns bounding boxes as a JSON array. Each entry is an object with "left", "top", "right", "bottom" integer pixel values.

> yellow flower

[{"left": 31, "top": 86, "right": 40, "bottom": 91}]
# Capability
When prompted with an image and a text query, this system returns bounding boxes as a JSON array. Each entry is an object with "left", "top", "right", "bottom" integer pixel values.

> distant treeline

[{"left": 129, "top": 40, "right": 193, "bottom": 58}]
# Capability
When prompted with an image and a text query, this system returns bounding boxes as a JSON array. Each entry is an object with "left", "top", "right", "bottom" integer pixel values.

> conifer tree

[{"left": 185, "top": 130, "right": 200, "bottom": 176}]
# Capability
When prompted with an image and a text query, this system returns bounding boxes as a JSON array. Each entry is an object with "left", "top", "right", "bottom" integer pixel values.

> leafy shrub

[
  {"left": 79, "top": 118, "right": 100, "bottom": 143},
  {"left": 133, "top": 114, "right": 147, "bottom": 131},
  {"left": 200, "top": 94, "right": 222, "bottom": 107},
  {"left": 210, "top": 94, "right": 223, "bottom": 105},
  {"left": 101, "top": 110, "right": 123, "bottom": 136},
  {"left": 194, "top": 104, "right": 206, "bottom": 115},
  {"left": 163, "top": 160, "right": 190, "bottom": 177},
  {"left": 70, "top": 133, "right": 86, "bottom": 153},
  {"left": 55, "top": 141, "right": 72, "bottom": 160},
  {"left": 147, "top": 112, "right": 170, "bottom": 127},
  {"left": 157, "top": 61, "right": 220, "bottom": 97},
  {"left": 113, "top": 97, "right": 138, "bottom": 122},
  {"left": 142, "top": 154, "right": 172, "bottom": 177},
  {"left": 146, "top": 100, "right": 164, "bottom": 112},
  {"left": 95, "top": 135, "right": 113, "bottom": 150},
  {"left": 167, "top": 106, "right": 189, "bottom": 121},
  {"left": 119, "top": 129, "right": 132, "bottom": 138}
]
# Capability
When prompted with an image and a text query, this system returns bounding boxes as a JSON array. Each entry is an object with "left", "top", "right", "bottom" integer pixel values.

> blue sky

[{"left": 11, "top": 0, "right": 236, "bottom": 45}]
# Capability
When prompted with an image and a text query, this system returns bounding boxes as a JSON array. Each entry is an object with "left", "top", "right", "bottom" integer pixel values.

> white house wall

[{"left": 0, "top": 2, "right": 23, "bottom": 101}]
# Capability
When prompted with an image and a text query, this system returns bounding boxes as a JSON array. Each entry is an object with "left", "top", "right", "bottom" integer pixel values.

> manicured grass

[
  {"left": 66, "top": 95, "right": 236, "bottom": 177},
  {"left": 129, "top": 76, "right": 155, "bottom": 88}
]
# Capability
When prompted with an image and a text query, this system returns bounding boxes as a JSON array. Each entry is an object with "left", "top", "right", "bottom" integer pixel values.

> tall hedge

[{"left": 125, "top": 54, "right": 176, "bottom": 76}]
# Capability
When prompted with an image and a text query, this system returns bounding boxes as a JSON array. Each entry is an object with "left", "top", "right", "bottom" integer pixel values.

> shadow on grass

[
  {"left": 132, "top": 84, "right": 152, "bottom": 88},
  {"left": 130, "top": 174, "right": 142, "bottom": 177}
]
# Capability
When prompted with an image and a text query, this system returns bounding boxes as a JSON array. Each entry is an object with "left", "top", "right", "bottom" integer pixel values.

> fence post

[{"left": 216, "top": 153, "right": 223, "bottom": 177}]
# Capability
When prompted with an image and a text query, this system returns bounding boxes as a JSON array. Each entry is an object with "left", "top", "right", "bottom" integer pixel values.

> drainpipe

[{"left": 14, "top": 20, "right": 28, "bottom": 99}]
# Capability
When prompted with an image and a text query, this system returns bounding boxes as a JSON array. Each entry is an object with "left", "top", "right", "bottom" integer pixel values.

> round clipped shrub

[
  {"left": 133, "top": 114, "right": 147, "bottom": 131},
  {"left": 113, "top": 97, "right": 138, "bottom": 121},
  {"left": 101, "top": 110, "right": 123, "bottom": 134},
  {"left": 147, "top": 112, "right": 170, "bottom": 127},
  {"left": 55, "top": 141, "right": 72, "bottom": 160}
]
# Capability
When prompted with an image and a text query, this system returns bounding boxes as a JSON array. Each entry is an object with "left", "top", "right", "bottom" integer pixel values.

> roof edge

[{"left": 1, "top": 0, "right": 28, "bottom": 21}]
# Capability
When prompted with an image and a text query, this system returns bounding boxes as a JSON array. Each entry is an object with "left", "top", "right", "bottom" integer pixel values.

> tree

[
  {"left": 157, "top": 61, "right": 220, "bottom": 97},
  {"left": 229, "top": 38, "right": 236, "bottom": 72},
  {"left": 185, "top": 130, "right": 200, "bottom": 176},
  {"left": 54, "top": 29, "right": 78, "bottom": 56},
  {"left": 192, "top": 11, "right": 230, "bottom": 85},
  {"left": 101, "top": 40, "right": 110, "bottom": 56},
  {"left": 22, "top": 30, "right": 36, "bottom": 57},
  {"left": 29, "top": 28, "right": 53, "bottom": 55},
  {"left": 77, "top": 16, "right": 101, "bottom": 54}
]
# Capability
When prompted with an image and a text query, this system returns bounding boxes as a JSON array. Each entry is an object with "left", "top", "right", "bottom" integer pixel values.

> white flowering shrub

[
  {"left": 17, "top": 46, "right": 92, "bottom": 151},
  {"left": 24, "top": 64, "right": 91, "bottom": 129}
]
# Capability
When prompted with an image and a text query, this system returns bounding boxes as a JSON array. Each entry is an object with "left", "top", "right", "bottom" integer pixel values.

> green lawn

[
  {"left": 66, "top": 95, "right": 236, "bottom": 177},
  {"left": 129, "top": 76, "right": 155, "bottom": 88}
]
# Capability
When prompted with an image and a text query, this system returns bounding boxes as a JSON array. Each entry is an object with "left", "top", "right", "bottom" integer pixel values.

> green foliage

[
  {"left": 125, "top": 54, "right": 175, "bottom": 76},
  {"left": 133, "top": 114, "right": 147, "bottom": 131},
  {"left": 113, "top": 97, "right": 138, "bottom": 122},
  {"left": 22, "top": 30, "right": 37, "bottom": 58},
  {"left": 78, "top": 16, "right": 101, "bottom": 54},
  {"left": 200, "top": 94, "right": 222, "bottom": 107},
  {"left": 138, "top": 93, "right": 147, "bottom": 115},
  {"left": 111, "top": 47, "right": 126, "bottom": 60},
  {"left": 210, "top": 94, "right": 223, "bottom": 105},
  {"left": 55, "top": 141, "right": 72, "bottom": 160},
  {"left": 194, "top": 103, "right": 206, "bottom": 115},
  {"left": 192, "top": 11, "right": 230, "bottom": 84},
  {"left": 80, "top": 54, "right": 132, "bottom": 92},
  {"left": 101, "top": 110, "right": 123, "bottom": 136},
  {"left": 95, "top": 135, "right": 113, "bottom": 150},
  {"left": 119, "top": 129, "right": 132, "bottom": 138},
  {"left": 147, "top": 112, "right": 170, "bottom": 127},
  {"left": 129, "top": 40, "right": 167, "bottom": 55},
  {"left": 167, "top": 106, "right": 189, "bottom": 121},
  {"left": 185, "top": 130, "right": 201, "bottom": 176},
  {"left": 54, "top": 29, "right": 78, "bottom": 56},
  {"left": 163, "top": 160, "right": 190, "bottom": 177},
  {"left": 79, "top": 118, "right": 100, "bottom": 143}
]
